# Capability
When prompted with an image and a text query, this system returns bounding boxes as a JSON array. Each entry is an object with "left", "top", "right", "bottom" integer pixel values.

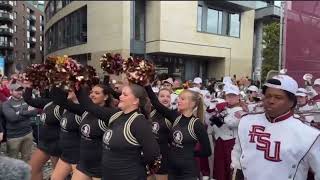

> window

[
  {"left": 27, "top": 8, "right": 30, "bottom": 13},
  {"left": 229, "top": 13, "right": 240, "bottom": 37},
  {"left": 27, "top": 31, "right": 30, "bottom": 38},
  {"left": 13, "top": 1, "right": 16, "bottom": 6},
  {"left": 40, "top": 35, "right": 42, "bottom": 42},
  {"left": 13, "top": 12, "right": 17, "bottom": 19},
  {"left": 45, "top": 6, "right": 87, "bottom": 54},
  {"left": 26, "top": 20, "right": 30, "bottom": 27},
  {"left": 14, "top": 25, "right": 16, "bottom": 32},
  {"left": 23, "top": 41, "right": 26, "bottom": 47},
  {"left": 197, "top": 2, "right": 241, "bottom": 38},
  {"left": 40, "top": 46, "right": 43, "bottom": 51},
  {"left": 27, "top": 42, "right": 30, "bottom": 48},
  {"left": 14, "top": 38, "right": 17, "bottom": 45},
  {"left": 197, "top": 6, "right": 202, "bottom": 31},
  {"left": 134, "top": 1, "right": 145, "bottom": 41},
  {"left": 56, "top": 0, "right": 63, "bottom": 11}
]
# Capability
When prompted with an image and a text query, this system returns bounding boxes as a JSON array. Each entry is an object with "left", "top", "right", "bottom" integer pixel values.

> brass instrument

[
  {"left": 303, "top": 73, "right": 313, "bottom": 85},
  {"left": 303, "top": 73, "right": 316, "bottom": 97},
  {"left": 214, "top": 82, "right": 225, "bottom": 98}
]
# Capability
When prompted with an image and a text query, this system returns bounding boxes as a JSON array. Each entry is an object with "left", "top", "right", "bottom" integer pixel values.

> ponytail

[
  {"left": 184, "top": 90, "right": 205, "bottom": 124},
  {"left": 129, "top": 84, "right": 151, "bottom": 119}
]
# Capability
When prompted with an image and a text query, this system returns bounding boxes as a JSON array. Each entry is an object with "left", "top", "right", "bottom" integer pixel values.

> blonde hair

[{"left": 181, "top": 90, "right": 204, "bottom": 123}]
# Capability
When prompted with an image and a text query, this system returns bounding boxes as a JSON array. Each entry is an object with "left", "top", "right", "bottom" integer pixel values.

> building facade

[
  {"left": 252, "top": 1, "right": 281, "bottom": 82},
  {"left": 44, "top": 1, "right": 256, "bottom": 81},
  {"left": 0, "top": 1, "right": 44, "bottom": 75}
]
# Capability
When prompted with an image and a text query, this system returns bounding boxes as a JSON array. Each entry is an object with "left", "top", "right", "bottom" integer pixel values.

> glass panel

[
  {"left": 217, "top": 11, "right": 223, "bottom": 34},
  {"left": 229, "top": 13, "right": 240, "bottom": 37},
  {"left": 207, "top": 8, "right": 218, "bottom": 33},
  {"left": 197, "top": 5, "right": 202, "bottom": 31},
  {"left": 56, "top": 0, "right": 63, "bottom": 11}
]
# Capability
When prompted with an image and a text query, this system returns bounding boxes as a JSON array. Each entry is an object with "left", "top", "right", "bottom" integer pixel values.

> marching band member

[
  {"left": 246, "top": 85, "right": 263, "bottom": 113},
  {"left": 231, "top": 75, "right": 320, "bottom": 180},
  {"left": 295, "top": 88, "right": 315, "bottom": 123},
  {"left": 145, "top": 83, "right": 211, "bottom": 180},
  {"left": 23, "top": 83, "right": 64, "bottom": 180},
  {"left": 209, "top": 84, "right": 246, "bottom": 180},
  {"left": 309, "top": 79, "right": 320, "bottom": 127},
  {"left": 76, "top": 84, "right": 160, "bottom": 180}
]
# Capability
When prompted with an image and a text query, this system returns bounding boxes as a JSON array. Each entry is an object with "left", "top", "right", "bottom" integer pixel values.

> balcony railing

[
  {"left": 0, "top": 12, "right": 13, "bottom": 21},
  {"left": 0, "top": 27, "right": 13, "bottom": 35},
  {"left": 0, "top": 41, "right": 13, "bottom": 48},
  {"left": 29, "top": 14, "right": 36, "bottom": 21},
  {"left": 29, "top": 37, "right": 37, "bottom": 43},
  {"left": 0, "top": 1, "right": 13, "bottom": 10},
  {"left": 28, "top": 25, "right": 36, "bottom": 32}
]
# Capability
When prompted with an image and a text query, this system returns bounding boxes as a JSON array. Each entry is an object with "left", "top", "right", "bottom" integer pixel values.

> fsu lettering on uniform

[{"left": 248, "top": 125, "right": 282, "bottom": 162}]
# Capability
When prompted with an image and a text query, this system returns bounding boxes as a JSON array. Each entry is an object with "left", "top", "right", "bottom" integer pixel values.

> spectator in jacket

[{"left": 2, "top": 83, "right": 39, "bottom": 161}]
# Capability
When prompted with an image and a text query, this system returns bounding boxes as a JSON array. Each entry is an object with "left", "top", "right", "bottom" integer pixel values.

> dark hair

[
  {"left": 129, "top": 84, "right": 151, "bottom": 119},
  {"left": 94, "top": 84, "right": 114, "bottom": 107},
  {"left": 262, "top": 79, "right": 297, "bottom": 109}
]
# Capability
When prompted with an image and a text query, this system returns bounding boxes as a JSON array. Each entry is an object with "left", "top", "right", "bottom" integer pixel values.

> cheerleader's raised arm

[{"left": 76, "top": 85, "right": 119, "bottom": 124}]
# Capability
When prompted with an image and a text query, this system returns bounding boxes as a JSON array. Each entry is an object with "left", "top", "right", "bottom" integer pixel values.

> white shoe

[{"left": 202, "top": 176, "right": 210, "bottom": 180}]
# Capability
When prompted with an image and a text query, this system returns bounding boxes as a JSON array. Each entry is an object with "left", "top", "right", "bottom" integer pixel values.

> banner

[
  {"left": 284, "top": 1, "right": 320, "bottom": 85},
  {"left": 0, "top": 57, "right": 4, "bottom": 76}
]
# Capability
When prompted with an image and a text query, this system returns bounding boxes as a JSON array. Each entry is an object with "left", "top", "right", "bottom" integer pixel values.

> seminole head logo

[
  {"left": 81, "top": 124, "right": 90, "bottom": 137},
  {"left": 60, "top": 117, "right": 67, "bottom": 129},
  {"left": 152, "top": 122, "right": 160, "bottom": 134},
  {"left": 40, "top": 113, "right": 46, "bottom": 123},
  {"left": 173, "top": 130, "right": 183, "bottom": 144},
  {"left": 103, "top": 129, "right": 113, "bottom": 145}
]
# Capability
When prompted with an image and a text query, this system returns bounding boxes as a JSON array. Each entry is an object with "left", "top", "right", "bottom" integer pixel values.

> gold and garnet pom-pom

[
  {"left": 124, "top": 57, "right": 155, "bottom": 86},
  {"left": 100, "top": 53, "right": 124, "bottom": 75},
  {"left": 25, "top": 55, "right": 99, "bottom": 90},
  {"left": 25, "top": 64, "right": 50, "bottom": 90}
]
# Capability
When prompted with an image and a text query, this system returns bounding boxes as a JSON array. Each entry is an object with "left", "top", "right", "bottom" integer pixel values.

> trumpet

[
  {"left": 294, "top": 110, "right": 320, "bottom": 116},
  {"left": 303, "top": 73, "right": 313, "bottom": 86},
  {"left": 214, "top": 82, "right": 225, "bottom": 98}
]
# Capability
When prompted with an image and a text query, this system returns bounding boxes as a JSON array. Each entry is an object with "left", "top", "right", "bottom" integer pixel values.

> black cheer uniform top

[
  {"left": 76, "top": 86, "right": 160, "bottom": 180},
  {"left": 51, "top": 87, "right": 82, "bottom": 164},
  {"left": 23, "top": 88, "right": 63, "bottom": 140},
  {"left": 54, "top": 86, "right": 117, "bottom": 178},
  {"left": 150, "top": 109, "right": 171, "bottom": 174},
  {"left": 145, "top": 85, "right": 211, "bottom": 179},
  {"left": 23, "top": 88, "right": 64, "bottom": 156},
  {"left": 102, "top": 110, "right": 160, "bottom": 180}
]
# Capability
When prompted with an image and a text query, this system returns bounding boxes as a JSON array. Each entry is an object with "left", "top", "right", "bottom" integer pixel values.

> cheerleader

[
  {"left": 144, "top": 84, "right": 211, "bottom": 180},
  {"left": 23, "top": 83, "right": 64, "bottom": 180},
  {"left": 52, "top": 84, "right": 114, "bottom": 180},
  {"left": 50, "top": 88, "right": 81, "bottom": 180},
  {"left": 75, "top": 84, "right": 160, "bottom": 180},
  {"left": 148, "top": 88, "right": 173, "bottom": 180}
]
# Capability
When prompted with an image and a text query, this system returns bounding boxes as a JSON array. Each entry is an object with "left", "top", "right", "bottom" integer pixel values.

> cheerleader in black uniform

[
  {"left": 144, "top": 84, "right": 212, "bottom": 180},
  {"left": 50, "top": 88, "right": 81, "bottom": 180},
  {"left": 148, "top": 88, "right": 172, "bottom": 180},
  {"left": 23, "top": 83, "right": 64, "bottom": 180},
  {"left": 76, "top": 84, "right": 160, "bottom": 180},
  {"left": 52, "top": 84, "right": 114, "bottom": 180}
]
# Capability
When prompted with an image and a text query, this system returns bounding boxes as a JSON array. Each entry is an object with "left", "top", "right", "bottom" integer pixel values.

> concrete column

[{"left": 253, "top": 20, "right": 264, "bottom": 81}]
